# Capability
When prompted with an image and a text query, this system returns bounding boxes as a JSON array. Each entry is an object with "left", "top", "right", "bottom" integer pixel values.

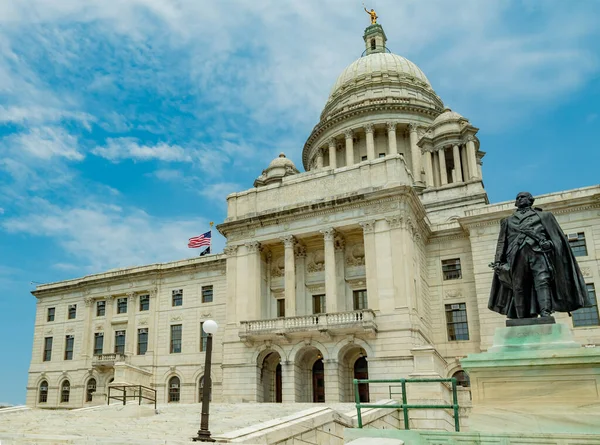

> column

[
  {"left": 466, "top": 137, "right": 478, "bottom": 180},
  {"left": 245, "top": 241, "right": 262, "bottom": 320},
  {"left": 224, "top": 246, "right": 238, "bottom": 323},
  {"left": 328, "top": 138, "right": 337, "bottom": 169},
  {"left": 316, "top": 149, "right": 324, "bottom": 169},
  {"left": 334, "top": 234, "right": 346, "bottom": 312},
  {"left": 105, "top": 296, "right": 115, "bottom": 353},
  {"left": 126, "top": 292, "right": 136, "bottom": 355},
  {"left": 280, "top": 360, "right": 295, "bottom": 403},
  {"left": 386, "top": 122, "right": 398, "bottom": 156},
  {"left": 365, "top": 124, "right": 375, "bottom": 160},
  {"left": 82, "top": 297, "right": 94, "bottom": 359},
  {"left": 438, "top": 148, "right": 448, "bottom": 185},
  {"left": 324, "top": 359, "right": 341, "bottom": 402},
  {"left": 344, "top": 129, "right": 354, "bottom": 166},
  {"left": 452, "top": 144, "right": 463, "bottom": 182},
  {"left": 408, "top": 124, "right": 422, "bottom": 184},
  {"left": 321, "top": 228, "right": 338, "bottom": 314},
  {"left": 282, "top": 235, "right": 296, "bottom": 317},
  {"left": 295, "top": 244, "right": 307, "bottom": 316},
  {"left": 147, "top": 287, "right": 158, "bottom": 356},
  {"left": 424, "top": 150, "right": 434, "bottom": 187},
  {"left": 359, "top": 221, "right": 379, "bottom": 311}
]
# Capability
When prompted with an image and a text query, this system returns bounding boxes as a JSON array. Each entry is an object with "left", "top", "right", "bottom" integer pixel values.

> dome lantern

[{"left": 363, "top": 24, "right": 387, "bottom": 56}]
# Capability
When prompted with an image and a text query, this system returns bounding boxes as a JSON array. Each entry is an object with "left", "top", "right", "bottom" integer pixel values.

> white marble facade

[{"left": 26, "top": 24, "right": 600, "bottom": 408}]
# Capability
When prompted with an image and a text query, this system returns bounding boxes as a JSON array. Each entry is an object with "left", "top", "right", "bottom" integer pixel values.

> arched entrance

[
  {"left": 339, "top": 345, "right": 369, "bottom": 402},
  {"left": 294, "top": 346, "right": 325, "bottom": 403},
  {"left": 312, "top": 358, "right": 325, "bottom": 403},
  {"left": 259, "top": 351, "right": 282, "bottom": 403}
]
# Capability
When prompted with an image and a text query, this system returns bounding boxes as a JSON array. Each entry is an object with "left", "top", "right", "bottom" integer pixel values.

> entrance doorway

[
  {"left": 275, "top": 363, "right": 282, "bottom": 403},
  {"left": 354, "top": 356, "right": 369, "bottom": 402},
  {"left": 259, "top": 351, "right": 282, "bottom": 403},
  {"left": 312, "top": 359, "right": 325, "bottom": 403}
]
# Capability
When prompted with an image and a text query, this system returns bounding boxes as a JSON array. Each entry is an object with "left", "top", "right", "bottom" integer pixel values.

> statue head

[{"left": 515, "top": 191, "right": 534, "bottom": 209}]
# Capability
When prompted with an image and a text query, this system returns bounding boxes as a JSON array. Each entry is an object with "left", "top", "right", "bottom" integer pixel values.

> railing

[
  {"left": 108, "top": 385, "right": 156, "bottom": 410},
  {"left": 92, "top": 353, "right": 127, "bottom": 366},
  {"left": 354, "top": 378, "right": 460, "bottom": 432},
  {"left": 240, "top": 309, "right": 376, "bottom": 338}
]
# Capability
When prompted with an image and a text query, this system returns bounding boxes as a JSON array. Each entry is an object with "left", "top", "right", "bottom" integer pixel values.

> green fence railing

[{"left": 353, "top": 378, "right": 460, "bottom": 432}]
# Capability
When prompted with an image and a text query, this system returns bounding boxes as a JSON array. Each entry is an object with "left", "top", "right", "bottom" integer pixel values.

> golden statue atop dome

[{"left": 363, "top": 4, "right": 378, "bottom": 24}]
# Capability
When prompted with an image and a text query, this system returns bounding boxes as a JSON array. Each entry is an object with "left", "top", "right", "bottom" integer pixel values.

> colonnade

[{"left": 422, "top": 136, "right": 480, "bottom": 187}]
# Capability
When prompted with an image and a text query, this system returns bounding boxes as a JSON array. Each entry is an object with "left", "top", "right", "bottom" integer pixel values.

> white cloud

[
  {"left": 3, "top": 127, "right": 83, "bottom": 161},
  {"left": 198, "top": 182, "right": 241, "bottom": 203},
  {"left": 92, "top": 138, "right": 191, "bottom": 162}
]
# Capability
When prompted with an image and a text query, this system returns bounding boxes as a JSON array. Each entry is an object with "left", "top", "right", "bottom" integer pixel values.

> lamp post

[{"left": 193, "top": 319, "right": 218, "bottom": 442}]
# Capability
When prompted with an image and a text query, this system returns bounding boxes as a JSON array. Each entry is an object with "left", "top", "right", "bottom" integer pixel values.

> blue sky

[{"left": 0, "top": 0, "right": 599, "bottom": 405}]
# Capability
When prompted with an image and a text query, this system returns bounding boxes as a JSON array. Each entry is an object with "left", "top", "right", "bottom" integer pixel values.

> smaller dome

[
  {"left": 432, "top": 108, "right": 465, "bottom": 125},
  {"left": 254, "top": 153, "right": 299, "bottom": 188}
]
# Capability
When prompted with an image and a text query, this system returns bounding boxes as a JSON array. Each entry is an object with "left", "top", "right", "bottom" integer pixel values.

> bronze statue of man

[
  {"left": 364, "top": 6, "right": 378, "bottom": 24},
  {"left": 488, "top": 192, "right": 590, "bottom": 319}
]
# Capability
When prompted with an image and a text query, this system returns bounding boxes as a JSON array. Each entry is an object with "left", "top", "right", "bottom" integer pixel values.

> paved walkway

[{"left": 0, "top": 402, "right": 355, "bottom": 443}]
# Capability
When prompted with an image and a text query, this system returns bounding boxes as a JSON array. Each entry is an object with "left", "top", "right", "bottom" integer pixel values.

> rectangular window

[
  {"left": 138, "top": 328, "right": 148, "bottom": 355},
  {"left": 68, "top": 304, "right": 77, "bottom": 320},
  {"left": 442, "top": 258, "right": 462, "bottom": 280},
  {"left": 93, "top": 333, "right": 104, "bottom": 356},
  {"left": 200, "top": 322, "right": 208, "bottom": 352},
  {"left": 47, "top": 307, "right": 55, "bottom": 322},
  {"left": 64, "top": 335, "right": 74, "bottom": 360},
  {"left": 567, "top": 232, "right": 588, "bottom": 257},
  {"left": 573, "top": 284, "right": 599, "bottom": 327},
  {"left": 117, "top": 298, "right": 128, "bottom": 314},
  {"left": 276, "top": 299, "right": 285, "bottom": 318},
  {"left": 43, "top": 337, "right": 53, "bottom": 362},
  {"left": 201, "top": 285, "right": 213, "bottom": 303},
  {"left": 114, "top": 331, "right": 126, "bottom": 354},
  {"left": 139, "top": 294, "right": 150, "bottom": 311},
  {"left": 170, "top": 324, "right": 182, "bottom": 353},
  {"left": 361, "top": 155, "right": 368, "bottom": 161},
  {"left": 445, "top": 303, "right": 470, "bottom": 341},
  {"left": 312, "top": 294, "right": 326, "bottom": 314},
  {"left": 378, "top": 152, "right": 386, "bottom": 158},
  {"left": 96, "top": 301, "right": 105, "bottom": 317},
  {"left": 172, "top": 289, "right": 183, "bottom": 307},
  {"left": 353, "top": 290, "right": 368, "bottom": 310}
]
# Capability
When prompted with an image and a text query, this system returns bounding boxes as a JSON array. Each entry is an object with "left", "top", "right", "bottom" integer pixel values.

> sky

[{"left": 0, "top": 0, "right": 599, "bottom": 405}]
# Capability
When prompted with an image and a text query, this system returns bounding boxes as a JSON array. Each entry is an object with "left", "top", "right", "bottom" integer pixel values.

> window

[
  {"left": 114, "top": 331, "right": 126, "bottom": 354},
  {"left": 378, "top": 152, "right": 386, "bottom": 158},
  {"left": 201, "top": 286, "right": 213, "bottom": 303},
  {"left": 442, "top": 258, "right": 462, "bottom": 280},
  {"left": 96, "top": 301, "right": 105, "bottom": 317},
  {"left": 445, "top": 303, "right": 469, "bottom": 341},
  {"left": 61, "top": 380, "right": 70, "bottom": 403},
  {"left": 361, "top": 155, "right": 368, "bottom": 161},
  {"left": 172, "top": 289, "right": 183, "bottom": 307},
  {"left": 117, "top": 298, "right": 128, "bottom": 314},
  {"left": 64, "top": 335, "right": 74, "bottom": 360},
  {"left": 312, "top": 294, "right": 326, "bottom": 314},
  {"left": 139, "top": 294, "right": 150, "bottom": 311},
  {"left": 43, "top": 337, "right": 53, "bottom": 362},
  {"left": 168, "top": 376, "right": 180, "bottom": 403},
  {"left": 38, "top": 381, "right": 48, "bottom": 403},
  {"left": 573, "top": 284, "right": 599, "bottom": 327},
  {"left": 370, "top": 38, "right": 376, "bottom": 50},
  {"left": 353, "top": 290, "right": 368, "bottom": 310},
  {"left": 68, "top": 304, "right": 77, "bottom": 320},
  {"left": 199, "top": 322, "right": 209, "bottom": 352},
  {"left": 86, "top": 378, "right": 96, "bottom": 402},
  {"left": 47, "top": 307, "right": 55, "bottom": 322},
  {"left": 93, "top": 333, "right": 104, "bottom": 356},
  {"left": 170, "top": 324, "right": 182, "bottom": 353},
  {"left": 276, "top": 299, "right": 285, "bottom": 318},
  {"left": 138, "top": 328, "right": 148, "bottom": 355},
  {"left": 452, "top": 370, "right": 470, "bottom": 388},
  {"left": 567, "top": 232, "right": 588, "bottom": 257}
]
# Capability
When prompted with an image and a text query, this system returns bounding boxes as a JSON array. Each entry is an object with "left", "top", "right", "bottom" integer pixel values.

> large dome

[{"left": 329, "top": 52, "right": 432, "bottom": 99}]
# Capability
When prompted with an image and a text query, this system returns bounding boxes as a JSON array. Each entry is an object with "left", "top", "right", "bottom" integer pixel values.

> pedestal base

[{"left": 506, "top": 315, "right": 555, "bottom": 327}]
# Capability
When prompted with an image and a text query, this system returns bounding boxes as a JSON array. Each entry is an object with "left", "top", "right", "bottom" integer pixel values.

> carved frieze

[
  {"left": 306, "top": 250, "right": 325, "bottom": 273},
  {"left": 346, "top": 244, "right": 365, "bottom": 267},
  {"left": 138, "top": 319, "right": 148, "bottom": 326},
  {"left": 444, "top": 289, "right": 463, "bottom": 299},
  {"left": 271, "top": 256, "right": 285, "bottom": 277},
  {"left": 170, "top": 315, "right": 183, "bottom": 322}
]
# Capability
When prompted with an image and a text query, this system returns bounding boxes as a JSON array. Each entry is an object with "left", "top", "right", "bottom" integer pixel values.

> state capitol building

[{"left": 26, "top": 24, "right": 600, "bottom": 408}]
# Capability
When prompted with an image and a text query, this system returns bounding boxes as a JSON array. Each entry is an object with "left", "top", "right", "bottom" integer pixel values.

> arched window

[
  {"left": 61, "top": 380, "right": 70, "bottom": 403},
  {"left": 198, "top": 376, "right": 212, "bottom": 402},
  {"left": 86, "top": 378, "right": 97, "bottom": 402},
  {"left": 39, "top": 380, "right": 48, "bottom": 403},
  {"left": 370, "top": 38, "right": 376, "bottom": 50},
  {"left": 168, "top": 376, "right": 180, "bottom": 403},
  {"left": 452, "top": 370, "right": 470, "bottom": 388}
]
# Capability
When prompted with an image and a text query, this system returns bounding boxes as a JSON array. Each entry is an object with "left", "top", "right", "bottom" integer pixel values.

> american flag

[{"left": 188, "top": 230, "right": 211, "bottom": 248}]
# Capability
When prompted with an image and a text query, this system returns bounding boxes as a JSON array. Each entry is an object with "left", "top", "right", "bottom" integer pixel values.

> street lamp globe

[{"left": 203, "top": 320, "right": 218, "bottom": 335}]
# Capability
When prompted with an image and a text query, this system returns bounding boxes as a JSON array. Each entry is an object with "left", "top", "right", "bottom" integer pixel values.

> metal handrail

[
  {"left": 108, "top": 384, "right": 156, "bottom": 410},
  {"left": 353, "top": 378, "right": 460, "bottom": 432}
]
